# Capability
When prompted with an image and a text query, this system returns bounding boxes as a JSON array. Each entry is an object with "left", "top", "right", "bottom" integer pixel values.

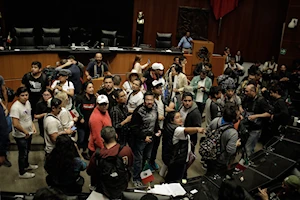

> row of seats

[
  {"left": 9, "top": 27, "right": 173, "bottom": 48},
  {"left": 9, "top": 27, "right": 118, "bottom": 47}
]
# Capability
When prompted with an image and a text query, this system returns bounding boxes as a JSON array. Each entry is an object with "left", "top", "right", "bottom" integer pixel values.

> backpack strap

[
  {"left": 218, "top": 123, "right": 235, "bottom": 156},
  {"left": 95, "top": 144, "right": 125, "bottom": 166},
  {"left": 95, "top": 147, "right": 101, "bottom": 166},
  {"left": 126, "top": 91, "right": 134, "bottom": 105},
  {"left": 94, "top": 64, "right": 97, "bottom": 77},
  {"left": 101, "top": 64, "right": 104, "bottom": 77}
]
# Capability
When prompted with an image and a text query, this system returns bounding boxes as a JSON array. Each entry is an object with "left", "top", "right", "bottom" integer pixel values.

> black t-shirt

[
  {"left": 35, "top": 100, "right": 49, "bottom": 131},
  {"left": 143, "top": 70, "right": 157, "bottom": 91},
  {"left": 242, "top": 96, "right": 271, "bottom": 115},
  {"left": 22, "top": 72, "right": 47, "bottom": 102},
  {"left": 97, "top": 88, "right": 117, "bottom": 112},
  {"left": 86, "top": 61, "right": 108, "bottom": 77}
]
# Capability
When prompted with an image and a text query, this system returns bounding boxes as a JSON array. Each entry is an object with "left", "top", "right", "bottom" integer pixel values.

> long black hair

[
  {"left": 45, "top": 135, "right": 79, "bottom": 177},
  {"left": 163, "top": 111, "right": 178, "bottom": 129}
]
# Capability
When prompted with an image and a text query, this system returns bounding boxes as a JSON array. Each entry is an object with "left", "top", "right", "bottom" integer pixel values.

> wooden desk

[
  {"left": 0, "top": 49, "right": 181, "bottom": 93},
  {"left": 211, "top": 56, "right": 226, "bottom": 86},
  {"left": 92, "top": 77, "right": 104, "bottom": 92},
  {"left": 192, "top": 40, "right": 214, "bottom": 65}
]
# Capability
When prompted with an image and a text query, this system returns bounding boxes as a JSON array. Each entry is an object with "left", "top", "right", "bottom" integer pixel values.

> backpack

[
  {"left": 95, "top": 145, "right": 129, "bottom": 199},
  {"left": 6, "top": 87, "right": 15, "bottom": 102},
  {"left": 42, "top": 68, "right": 58, "bottom": 84},
  {"left": 199, "top": 120, "right": 234, "bottom": 160}
]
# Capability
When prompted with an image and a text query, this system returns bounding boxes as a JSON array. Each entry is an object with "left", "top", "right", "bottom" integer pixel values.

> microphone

[
  {"left": 80, "top": 40, "right": 90, "bottom": 46},
  {"left": 92, "top": 41, "right": 99, "bottom": 48}
]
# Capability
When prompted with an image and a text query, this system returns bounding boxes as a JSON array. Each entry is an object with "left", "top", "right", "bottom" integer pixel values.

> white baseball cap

[
  {"left": 97, "top": 95, "right": 109, "bottom": 104},
  {"left": 152, "top": 80, "right": 163, "bottom": 87},
  {"left": 152, "top": 63, "right": 164, "bottom": 70}
]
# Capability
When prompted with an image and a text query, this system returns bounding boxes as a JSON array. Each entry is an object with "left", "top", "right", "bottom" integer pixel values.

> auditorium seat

[
  {"left": 41, "top": 28, "right": 61, "bottom": 46},
  {"left": 156, "top": 32, "right": 172, "bottom": 49},
  {"left": 101, "top": 30, "right": 117, "bottom": 46},
  {"left": 12, "top": 27, "right": 35, "bottom": 46}
]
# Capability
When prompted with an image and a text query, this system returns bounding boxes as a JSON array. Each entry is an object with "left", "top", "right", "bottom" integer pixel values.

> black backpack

[
  {"left": 95, "top": 145, "right": 129, "bottom": 199},
  {"left": 6, "top": 87, "right": 15, "bottom": 102},
  {"left": 199, "top": 119, "right": 234, "bottom": 160},
  {"left": 42, "top": 68, "right": 58, "bottom": 83}
]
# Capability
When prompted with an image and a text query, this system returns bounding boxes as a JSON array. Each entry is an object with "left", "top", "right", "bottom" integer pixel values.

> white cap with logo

[{"left": 97, "top": 95, "right": 109, "bottom": 104}]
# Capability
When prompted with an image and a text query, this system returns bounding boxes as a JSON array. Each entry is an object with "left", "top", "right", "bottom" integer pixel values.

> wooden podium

[
  {"left": 188, "top": 40, "right": 225, "bottom": 85},
  {"left": 92, "top": 77, "right": 104, "bottom": 92},
  {"left": 192, "top": 40, "right": 214, "bottom": 65}
]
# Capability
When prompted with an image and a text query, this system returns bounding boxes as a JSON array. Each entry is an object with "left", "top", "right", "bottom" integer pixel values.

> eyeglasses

[{"left": 43, "top": 94, "right": 51, "bottom": 96}]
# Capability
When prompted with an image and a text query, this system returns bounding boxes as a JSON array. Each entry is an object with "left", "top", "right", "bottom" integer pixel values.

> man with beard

[
  {"left": 130, "top": 91, "right": 160, "bottom": 187},
  {"left": 85, "top": 53, "right": 111, "bottom": 79},
  {"left": 242, "top": 84, "right": 271, "bottom": 156},
  {"left": 269, "top": 85, "right": 289, "bottom": 135},
  {"left": 21, "top": 61, "right": 48, "bottom": 119},
  {"left": 97, "top": 75, "right": 117, "bottom": 112}
]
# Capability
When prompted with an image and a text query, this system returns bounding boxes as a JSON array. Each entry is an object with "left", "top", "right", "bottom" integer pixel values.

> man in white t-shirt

[
  {"left": 10, "top": 87, "right": 38, "bottom": 179},
  {"left": 44, "top": 98, "right": 73, "bottom": 155},
  {"left": 127, "top": 79, "right": 144, "bottom": 113}
]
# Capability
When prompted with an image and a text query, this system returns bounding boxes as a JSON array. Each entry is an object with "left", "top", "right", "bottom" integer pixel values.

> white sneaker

[
  {"left": 19, "top": 172, "right": 35, "bottom": 179},
  {"left": 25, "top": 164, "right": 38, "bottom": 170}
]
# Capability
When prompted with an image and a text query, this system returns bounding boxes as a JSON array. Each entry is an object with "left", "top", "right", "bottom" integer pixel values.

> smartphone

[{"left": 71, "top": 126, "right": 77, "bottom": 131}]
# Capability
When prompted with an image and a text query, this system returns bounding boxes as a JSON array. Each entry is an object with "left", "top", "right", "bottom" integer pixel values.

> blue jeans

[
  {"left": 133, "top": 139, "right": 154, "bottom": 181},
  {"left": 245, "top": 129, "right": 261, "bottom": 157},
  {"left": 14, "top": 136, "right": 32, "bottom": 175},
  {"left": 77, "top": 126, "right": 90, "bottom": 150}
]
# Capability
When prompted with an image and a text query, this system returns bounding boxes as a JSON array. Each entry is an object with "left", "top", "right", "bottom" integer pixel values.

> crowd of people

[{"left": 0, "top": 50, "right": 300, "bottom": 199}]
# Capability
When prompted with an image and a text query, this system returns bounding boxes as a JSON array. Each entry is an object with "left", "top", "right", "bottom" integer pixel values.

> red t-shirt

[{"left": 88, "top": 108, "right": 112, "bottom": 151}]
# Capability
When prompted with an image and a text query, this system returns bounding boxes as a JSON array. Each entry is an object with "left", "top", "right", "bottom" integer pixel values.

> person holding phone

[
  {"left": 132, "top": 54, "right": 150, "bottom": 73},
  {"left": 44, "top": 98, "right": 74, "bottom": 156},
  {"left": 190, "top": 69, "right": 212, "bottom": 114}
]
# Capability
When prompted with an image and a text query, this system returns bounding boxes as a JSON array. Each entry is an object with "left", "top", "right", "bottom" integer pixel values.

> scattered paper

[
  {"left": 190, "top": 189, "right": 198, "bottom": 194},
  {"left": 87, "top": 191, "right": 109, "bottom": 200},
  {"left": 148, "top": 183, "right": 186, "bottom": 197}
]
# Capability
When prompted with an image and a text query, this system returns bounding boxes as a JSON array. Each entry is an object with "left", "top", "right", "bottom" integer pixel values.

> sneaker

[
  {"left": 82, "top": 152, "right": 90, "bottom": 160},
  {"left": 19, "top": 172, "right": 35, "bottom": 179},
  {"left": 3, "top": 159, "right": 12, "bottom": 167},
  {"left": 149, "top": 162, "right": 159, "bottom": 171},
  {"left": 133, "top": 180, "right": 144, "bottom": 188},
  {"left": 25, "top": 164, "right": 38, "bottom": 170}
]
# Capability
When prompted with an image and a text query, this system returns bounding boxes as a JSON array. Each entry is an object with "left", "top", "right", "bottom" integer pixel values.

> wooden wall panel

[
  {"left": 132, "top": 0, "right": 288, "bottom": 62},
  {"left": 0, "top": 52, "right": 178, "bottom": 94},
  {"left": 0, "top": 53, "right": 60, "bottom": 79}
]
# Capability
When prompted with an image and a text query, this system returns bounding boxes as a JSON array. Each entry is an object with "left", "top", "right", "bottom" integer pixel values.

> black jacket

[
  {"left": 130, "top": 103, "right": 159, "bottom": 140},
  {"left": 162, "top": 123, "right": 188, "bottom": 166},
  {"left": 183, "top": 102, "right": 202, "bottom": 127}
]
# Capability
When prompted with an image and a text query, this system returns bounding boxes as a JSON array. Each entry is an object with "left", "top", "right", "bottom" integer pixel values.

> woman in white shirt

[
  {"left": 132, "top": 54, "right": 150, "bottom": 73},
  {"left": 162, "top": 111, "right": 204, "bottom": 183},
  {"left": 51, "top": 70, "right": 74, "bottom": 110},
  {"left": 54, "top": 92, "right": 75, "bottom": 130}
]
